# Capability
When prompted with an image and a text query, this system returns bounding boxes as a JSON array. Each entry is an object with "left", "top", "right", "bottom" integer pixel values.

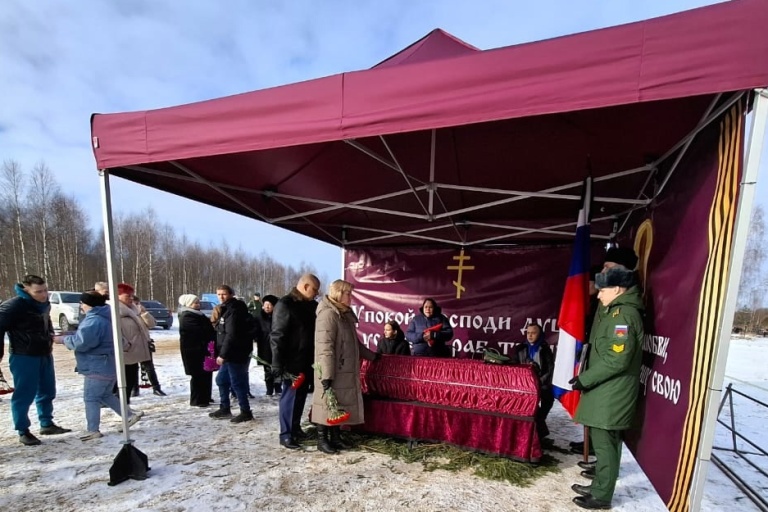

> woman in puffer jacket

[
  {"left": 311, "top": 280, "right": 378, "bottom": 454},
  {"left": 405, "top": 298, "right": 454, "bottom": 357}
]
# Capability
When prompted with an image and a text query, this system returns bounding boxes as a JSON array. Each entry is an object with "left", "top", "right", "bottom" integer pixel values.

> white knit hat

[{"left": 178, "top": 294, "right": 198, "bottom": 308}]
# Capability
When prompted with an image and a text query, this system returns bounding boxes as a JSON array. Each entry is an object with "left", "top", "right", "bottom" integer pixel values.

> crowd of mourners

[{"left": 0, "top": 245, "right": 643, "bottom": 510}]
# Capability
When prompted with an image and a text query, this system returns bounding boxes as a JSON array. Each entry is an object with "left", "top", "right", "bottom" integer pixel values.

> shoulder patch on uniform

[
  {"left": 614, "top": 325, "right": 628, "bottom": 338},
  {"left": 612, "top": 343, "right": 625, "bottom": 353}
]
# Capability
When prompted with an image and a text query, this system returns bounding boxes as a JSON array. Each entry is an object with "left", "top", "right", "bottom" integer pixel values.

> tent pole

[
  {"left": 99, "top": 169, "right": 133, "bottom": 444},
  {"left": 689, "top": 89, "right": 768, "bottom": 512},
  {"left": 429, "top": 129, "right": 436, "bottom": 216}
]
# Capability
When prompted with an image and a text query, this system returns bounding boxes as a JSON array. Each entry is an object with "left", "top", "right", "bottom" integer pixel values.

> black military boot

[
  {"left": 329, "top": 426, "right": 351, "bottom": 450},
  {"left": 316, "top": 425, "right": 337, "bottom": 454}
]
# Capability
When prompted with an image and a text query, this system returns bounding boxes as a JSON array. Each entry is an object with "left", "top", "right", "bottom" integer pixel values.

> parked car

[
  {"left": 201, "top": 293, "right": 219, "bottom": 305},
  {"left": 199, "top": 300, "right": 216, "bottom": 319},
  {"left": 49, "top": 291, "right": 82, "bottom": 331},
  {"left": 141, "top": 300, "right": 173, "bottom": 330}
]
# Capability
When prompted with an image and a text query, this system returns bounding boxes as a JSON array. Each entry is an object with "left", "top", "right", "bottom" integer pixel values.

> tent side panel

[{"left": 623, "top": 102, "right": 745, "bottom": 511}]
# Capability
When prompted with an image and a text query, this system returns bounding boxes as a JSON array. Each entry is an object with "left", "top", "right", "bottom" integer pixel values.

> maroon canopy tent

[
  {"left": 90, "top": 0, "right": 768, "bottom": 510},
  {"left": 91, "top": 0, "right": 768, "bottom": 249}
]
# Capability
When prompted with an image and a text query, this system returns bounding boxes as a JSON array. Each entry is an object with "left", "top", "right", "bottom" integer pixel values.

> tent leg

[{"left": 99, "top": 169, "right": 151, "bottom": 483}]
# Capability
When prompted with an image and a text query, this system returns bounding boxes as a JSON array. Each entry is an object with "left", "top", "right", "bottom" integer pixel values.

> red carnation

[{"left": 0, "top": 368, "right": 14, "bottom": 395}]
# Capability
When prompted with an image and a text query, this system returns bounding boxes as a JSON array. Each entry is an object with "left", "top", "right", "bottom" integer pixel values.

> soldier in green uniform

[
  {"left": 247, "top": 292, "right": 262, "bottom": 316},
  {"left": 569, "top": 266, "right": 644, "bottom": 510}
]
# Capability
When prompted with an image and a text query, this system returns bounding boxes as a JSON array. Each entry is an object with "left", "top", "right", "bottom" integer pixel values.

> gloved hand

[
  {"left": 321, "top": 379, "right": 332, "bottom": 391},
  {"left": 568, "top": 376, "right": 586, "bottom": 391},
  {"left": 271, "top": 366, "right": 284, "bottom": 380}
]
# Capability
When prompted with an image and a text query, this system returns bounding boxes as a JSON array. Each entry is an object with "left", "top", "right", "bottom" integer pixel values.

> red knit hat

[{"left": 117, "top": 283, "right": 135, "bottom": 296}]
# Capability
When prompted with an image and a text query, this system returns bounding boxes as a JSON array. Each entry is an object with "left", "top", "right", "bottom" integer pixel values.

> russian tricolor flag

[{"left": 552, "top": 178, "right": 592, "bottom": 417}]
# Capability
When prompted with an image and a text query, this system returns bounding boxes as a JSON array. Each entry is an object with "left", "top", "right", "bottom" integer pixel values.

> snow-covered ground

[{"left": 0, "top": 322, "right": 765, "bottom": 511}]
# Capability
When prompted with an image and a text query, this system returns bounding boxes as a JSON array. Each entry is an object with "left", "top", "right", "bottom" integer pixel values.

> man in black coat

[
  {"left": 209, "top": 284, "right": 256, "bottom": 423},
  {"left": 0, "top": 274, "right": 71, "bottom": 445},
  {"left": 270, "top": 274, "right": 320, "bottom": 449},
  {"left": 255, "top": 295, "right": 280, "bottom": 396}
]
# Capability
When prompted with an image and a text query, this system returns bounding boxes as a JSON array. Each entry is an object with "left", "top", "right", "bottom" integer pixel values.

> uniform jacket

[
  {"left": 118, "top": 301, "right": 155, "bottom": 365},
  {"left": 574, "top": 286, "right": 644, "bottom": 430},
  {"left": 406, "top": 306, "right": 454, "bottom": 357},
  {"left": 179, "top": 308, "right": 216, "bottom": 375},
  {"left": 270, "top": 288, "right": 318, "bottom": 375},
  {"left": 311, "top": 296, "right": 376, "bottom": 425},
  {"left": 0, "top": 284, "right": 54, "bottom": 359},
  {"left": 215, "top": 298, "right": 254, "bottom": 364},
  {"left": 63, "top": 305, "right": 117, "bottom": 377}
]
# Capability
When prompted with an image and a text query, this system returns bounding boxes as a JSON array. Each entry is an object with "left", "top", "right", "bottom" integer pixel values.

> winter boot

[
  {"left": 230, "top": 410, "right": 254, "bottom": 423},
  {"left": 209, "top": 407, "right": 233, "bottom": 419},
  {"left": 316, "top": 425, "right": 337, "bottom": 454},
  {"left": 329, "top": 426, "right": 351, "bottom": 450}
]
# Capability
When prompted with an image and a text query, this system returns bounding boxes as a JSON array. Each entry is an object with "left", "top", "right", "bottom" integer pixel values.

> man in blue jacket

[
  {"left": 0, "top": 274, "right": 71, "bottom": 445},
  {"left": 57, "top": 291, "right": 143, "bottom": 440}
]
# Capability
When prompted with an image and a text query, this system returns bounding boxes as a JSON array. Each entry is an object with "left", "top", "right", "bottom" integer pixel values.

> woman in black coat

[
  {"left": 378, "top": 321, "right": 410, "bottom": 355},
  {"left": 178, "top": 294, "right": 216, "bottom": 407}
]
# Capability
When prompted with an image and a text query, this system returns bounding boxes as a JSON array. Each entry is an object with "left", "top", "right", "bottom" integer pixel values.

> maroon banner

[
  {"left": 621, "top": 103, "right": 744, "bottom": 511},
  {"left": 345, "top": 245, "right": 599, "bottom": 357}
]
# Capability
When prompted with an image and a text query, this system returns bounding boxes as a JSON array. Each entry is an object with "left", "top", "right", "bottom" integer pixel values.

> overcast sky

[{"left": 1, "top": 0, "right": 744, "bottom": 285}]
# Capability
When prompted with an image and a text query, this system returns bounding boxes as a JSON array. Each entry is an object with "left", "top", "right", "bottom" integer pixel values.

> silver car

[{"left": 199, "top": 300, "right": 216, "bottom": 319}]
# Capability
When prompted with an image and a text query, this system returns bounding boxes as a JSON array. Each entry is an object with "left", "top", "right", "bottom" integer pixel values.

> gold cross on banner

[{"left": 447, "top": 248, "right": 475, "bottom": 299}]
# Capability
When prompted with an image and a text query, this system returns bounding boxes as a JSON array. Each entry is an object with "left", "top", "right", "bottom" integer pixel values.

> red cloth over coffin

[{"left": 359, "top": 356, "right": 542, "bottom": 462}]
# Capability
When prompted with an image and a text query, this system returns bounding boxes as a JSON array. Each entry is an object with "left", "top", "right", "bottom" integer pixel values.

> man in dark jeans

[
  {"left": 0, "top": 274, "right": 71, "bottom": 445},
  {"left": 209, "top": 284, "right": 256, "bottom": 423},
  {"left": 270, "top": 273, "right": 320, "bottom": 449}
]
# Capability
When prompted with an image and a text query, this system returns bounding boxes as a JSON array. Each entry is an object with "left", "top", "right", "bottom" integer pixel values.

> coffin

[{"left": 358, "top": 355, "right": 542, "bottom": 462}]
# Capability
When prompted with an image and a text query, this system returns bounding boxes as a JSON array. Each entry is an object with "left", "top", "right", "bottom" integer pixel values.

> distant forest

[{"left": 0, "top": 160, "right": 326, "bottom": 307}]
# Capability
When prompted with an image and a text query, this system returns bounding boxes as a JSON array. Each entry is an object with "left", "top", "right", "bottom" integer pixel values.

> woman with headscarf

[
  {"left": 312, "top": 279, "right": 378, "bottom": 454},
  {"left": 405, "top": 297, "right": 454, "bottom": 357},
  {"left": 178, "top": 294, "right": 216, "bottom": 407},
  {"left": 254, "top": 294, "right": 280, "bottom": 396}
]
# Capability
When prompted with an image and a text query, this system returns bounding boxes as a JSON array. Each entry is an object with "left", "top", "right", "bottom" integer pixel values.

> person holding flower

[
  {"left": 312, "top": 279, "right": 378, "bottom": 454},
  {"left": 405, "top": 297, "right": 454, "bottom": 357},
  {"left": 271, "top": 274, "right": 321, "bottom": 449}
]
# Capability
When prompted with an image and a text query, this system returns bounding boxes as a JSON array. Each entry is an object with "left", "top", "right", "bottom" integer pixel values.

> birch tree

[{"left": 1, "top": 160, "right": 28, "bottom": 274}]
